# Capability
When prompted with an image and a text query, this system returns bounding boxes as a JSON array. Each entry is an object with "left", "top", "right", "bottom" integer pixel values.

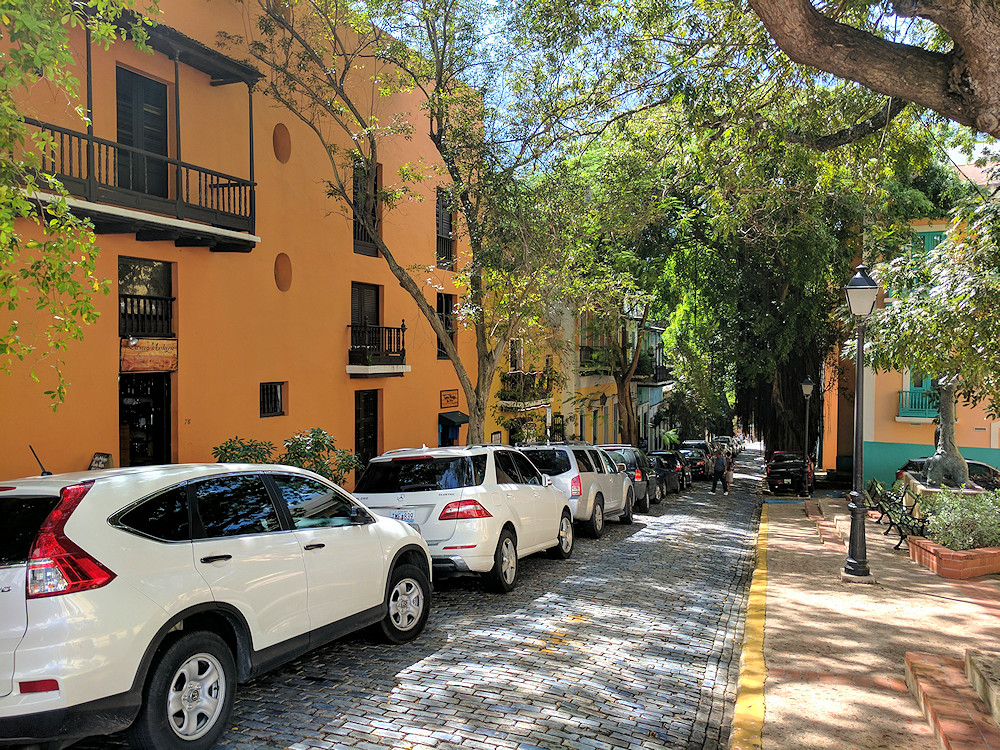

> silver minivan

[{"left": 520, "top": 444, "right": 634, "bottom": 538}]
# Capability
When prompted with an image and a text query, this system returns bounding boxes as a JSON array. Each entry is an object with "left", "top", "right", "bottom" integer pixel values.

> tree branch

[{"left": 787, "top": 96, "right": 909, "bottom": 151}]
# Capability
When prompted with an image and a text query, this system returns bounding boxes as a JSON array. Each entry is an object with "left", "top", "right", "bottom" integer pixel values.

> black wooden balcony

[
  {"left": 119, "top": 294, "right": 174, "bottom": 338},
  {"left": 498, "top": 370, "right": 553, "bottom": 405},
  {"left": 26, "top": 118, "right": 255, "bottom": 240},
  {"left": 349, "top": 323, "right": 406, "bottom": 366}
]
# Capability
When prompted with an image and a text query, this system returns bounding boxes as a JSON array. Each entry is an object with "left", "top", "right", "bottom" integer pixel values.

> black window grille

[
  {"left": 260, "top": 382, "right": 285, "bottom": 417},
  {"left": 353, "top": 159, "right": 380, "bottom": 257},
  {"left": 436, "top": 188, "right": 454, "bottom": 269},
  {"left": 436, "top": 293, "right": 455, "bottom": 359}
]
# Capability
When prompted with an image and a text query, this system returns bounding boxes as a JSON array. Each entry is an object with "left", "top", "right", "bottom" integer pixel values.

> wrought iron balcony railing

[
  {"left": 498, "top": 370, "right": 552, "bottom": 404},
  {"left": 119, "top": 294, "right": 174, "bottom": 338},
  {"left": 349, "top": 323, "right": 406, "bottom": 366},
  {"left": 26, "top": 118, "right": 254, "bottom": 233}
]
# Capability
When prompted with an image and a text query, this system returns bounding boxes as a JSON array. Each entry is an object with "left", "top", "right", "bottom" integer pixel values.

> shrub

[
  {"left": 279, "top": 428, "right": 362, "bottom": 485},
  {"left": 920, "top": 488, "right": 1000, "bottom": 551},
  {"left": 211, "top": 436, "right": 275, "bottom": 464},
  {"left": 211, "top": 428, "right": 362, "bottom": 485}
]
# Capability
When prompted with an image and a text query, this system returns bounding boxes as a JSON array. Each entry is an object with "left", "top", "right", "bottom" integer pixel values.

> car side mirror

[
  {"left": 617, "top": 462, "right": 627, "bottom": 472},
  {"left": 350, "top": 505, "right": 373, "bottom": 525},
  {"left": 541, "top": 474, "right": 552, "bottom": 487}
]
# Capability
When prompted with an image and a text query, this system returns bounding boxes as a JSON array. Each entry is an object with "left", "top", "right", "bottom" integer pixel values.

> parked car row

[{"left": 2, "top": 440, "right": 691, "bottom": 750}]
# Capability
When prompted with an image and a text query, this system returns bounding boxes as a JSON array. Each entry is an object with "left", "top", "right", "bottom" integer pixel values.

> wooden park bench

[{"left": 865, "top": 478, "right": 927, "bottom": 550}]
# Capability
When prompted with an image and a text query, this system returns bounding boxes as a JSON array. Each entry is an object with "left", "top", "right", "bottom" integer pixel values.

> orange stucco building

[{"left": 1, "top": 0, "right": 473, "bottom": 482}]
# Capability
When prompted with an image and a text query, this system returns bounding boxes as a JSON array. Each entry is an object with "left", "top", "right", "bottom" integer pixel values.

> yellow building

[
  {"left": 1, "top": 1, "right": 472, "bottom": 481},
  {"left": 821, "top": 219, "right": 1000, "bottom": 484}
]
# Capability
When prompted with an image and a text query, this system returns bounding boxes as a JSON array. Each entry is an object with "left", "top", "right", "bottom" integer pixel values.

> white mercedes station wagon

[
  {"left": 354, "top": 445, "right": 574, "bottom": 593},
  {"left": 0, "top": 464, "right": 432, "bottom": 750}
]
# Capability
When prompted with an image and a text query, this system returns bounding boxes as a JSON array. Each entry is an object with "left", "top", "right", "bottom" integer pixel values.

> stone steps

[{"left": 906, "top": 651, "right": 1000, "bottom": 749}]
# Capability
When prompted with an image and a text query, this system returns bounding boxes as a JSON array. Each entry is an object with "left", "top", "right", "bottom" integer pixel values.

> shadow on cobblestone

[{"left": 75, "top": 467, "right": 761, "bottom": 750}]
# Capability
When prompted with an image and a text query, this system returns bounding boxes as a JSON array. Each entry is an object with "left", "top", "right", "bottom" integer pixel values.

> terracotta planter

[{"left": 908, "top": 536, "right": 1000, "bottom": 579}]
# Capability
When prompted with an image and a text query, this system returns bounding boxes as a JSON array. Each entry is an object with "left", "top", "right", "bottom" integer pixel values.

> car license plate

[
  {"left": 390, "top": 509, "right": 415, "bottom": 523},
  {"left": 782, "top": 479, "right": 791, "bottom": 484}
]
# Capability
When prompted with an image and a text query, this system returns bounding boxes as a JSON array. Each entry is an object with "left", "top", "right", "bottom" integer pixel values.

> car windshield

[
  {"left": 772, "top": 453, "right": 804, "bottom": 464},
  {"left": 680, "top": 449, "right": 705, "bottom": 460},
  {"left": 521, "top": 449, "right": 572, "bottom": 476},
  {"left": 608, "top": 450, "right": 636, "bottom": 469},
  {"left": 355, "top": 456, "right": 482, "bottom": 492}
]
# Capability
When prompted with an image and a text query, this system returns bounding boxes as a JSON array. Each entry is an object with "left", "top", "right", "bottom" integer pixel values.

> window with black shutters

[
  {"left": 351, "top": 283, "right": 379, "bottom": 327},
  {"left": 260, "top": 382, "right": 285, "bottom": 417},
  {"left": 116, "top": 68, "right": 169, "bottom": 198},
  {"left": 352, "top": 158, "right": 381, "bottom": 256},
  {"left": 436, "top": 188, "right": 454, "bottom": 269},
  {"left": 509, "top": 339, "right": 523, "bottom": 372},
  {"left": 436, "top": 293, "right": 455, "bottom": 359}
]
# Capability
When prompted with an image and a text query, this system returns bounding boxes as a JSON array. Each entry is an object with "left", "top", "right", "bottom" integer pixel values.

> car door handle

[
  {"left": 304, "top": 543, "right": 325, "bottom": 550},
  {"left": 199, "top": 554, "right": 232, "bottom": 564}
]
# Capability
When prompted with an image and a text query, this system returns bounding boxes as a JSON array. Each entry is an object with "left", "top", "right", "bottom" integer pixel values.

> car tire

[
  {"left": 548, "top": 510, "right": 575, "bottom": 559},
  {"left": 618, "top": 489, "right": 634, "bottom": 524},
  {"left": 378, "top": 564, "right": 431, "bottom": 644},
  {"left": 584, "top": 496, "right": 605, "bottom": 538},
  {"left": 636, "top": 488, "right": 650, "bottom": 513},
  {"left": 652, "top": 482, "right": 662, "bottom": 504},
  {"left": 485, "top": 528, "right": 518, "bottom": 594},
  {"left": 126, "top": 631, "right": 235, "bottom": 750}
]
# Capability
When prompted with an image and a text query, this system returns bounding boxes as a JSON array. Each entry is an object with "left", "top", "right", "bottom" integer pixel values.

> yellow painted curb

[{"left": 730, "top": 504, "right": 768, "bottom": 750}]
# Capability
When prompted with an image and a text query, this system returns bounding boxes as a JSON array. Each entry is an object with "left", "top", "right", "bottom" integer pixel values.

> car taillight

[
  {"left": 439, "top": 500, "right": 493, "bottom": 520},
  {"left": 27, "top": 482, "right": 116, "bottom": 599},
  {"left": 570, "top": 475, "right": 582, "bottom": 497},
  {"left": 634, "top": 469, "right": 642, "bottom": 482}
]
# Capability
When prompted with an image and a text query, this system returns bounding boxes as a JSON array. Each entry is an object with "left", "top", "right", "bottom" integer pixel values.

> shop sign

[
  {"left": 121, "top": 338, "right": 178, "bottom": 373},
  {"left": 440, "top": 389, "right": 459, "bottom": 409}
]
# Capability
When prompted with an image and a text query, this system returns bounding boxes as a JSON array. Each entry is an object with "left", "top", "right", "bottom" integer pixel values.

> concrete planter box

[{"left": 909, "top": 536, "right": 1000, "bottom": 579}]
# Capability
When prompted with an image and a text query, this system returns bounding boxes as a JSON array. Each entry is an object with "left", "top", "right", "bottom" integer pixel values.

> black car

[
  {"left": 766, "top": 451, "right": 814, "bottom": 495},
  {"left": 679, "top": 447, "right": 709, "bottom": 479},
  {"left": 598, "top": 444, "right": 656, "bottom": 511},
  {"left": 650, "top": 450, "right": 692, "bottom": 491}
]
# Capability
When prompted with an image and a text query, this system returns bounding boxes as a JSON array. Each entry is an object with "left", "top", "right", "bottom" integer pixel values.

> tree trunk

[{"left": 924, "top": 378, "right": 969, "bottom": 487}]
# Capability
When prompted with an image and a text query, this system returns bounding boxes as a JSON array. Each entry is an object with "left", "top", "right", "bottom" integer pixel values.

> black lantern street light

[
  {"left": 844, "top": 264, "right": 880, "bottom": 577},
  {"left": 800, "top": 376, "right": 814, "bottom": 497}
]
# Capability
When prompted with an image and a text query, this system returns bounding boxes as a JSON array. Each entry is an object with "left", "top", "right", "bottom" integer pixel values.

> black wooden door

[
  {"left": 117, "top": 68, "right": 169, "bottom": 198},
  {"left": 354, "top": 390, "right": 379, "bottom": 473}
]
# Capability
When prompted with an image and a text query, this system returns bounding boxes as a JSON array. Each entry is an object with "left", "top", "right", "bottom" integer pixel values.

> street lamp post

[
  {"left": 844, "top": 264, "right": 880, "bottom": 577},
  {"left": 800, "top": 377, "right": 814, "bottom": 497}
]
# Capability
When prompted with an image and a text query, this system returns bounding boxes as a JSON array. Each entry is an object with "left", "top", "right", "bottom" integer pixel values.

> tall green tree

[{"left": 1, "top": 0, "right": 154, "bottom": 404}]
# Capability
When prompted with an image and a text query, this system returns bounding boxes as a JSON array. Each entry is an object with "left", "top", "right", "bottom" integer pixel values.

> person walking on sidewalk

[{"left": 711, "top": 448, "right": 730, "bottom": 495}]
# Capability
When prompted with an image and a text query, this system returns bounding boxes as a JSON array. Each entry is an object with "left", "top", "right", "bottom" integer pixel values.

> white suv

[
  {"left": 0, "top": 464, "right": 432, "bottom": 750},
  {"left": 353, "top": 445, "right": 574, "bottom": 593},
  {"left": 518, "top": 444, "right": 634, "bottom": 538}
]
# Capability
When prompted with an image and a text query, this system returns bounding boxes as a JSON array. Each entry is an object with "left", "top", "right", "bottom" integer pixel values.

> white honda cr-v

[{"left": 0, "top": 464, "right": 432, "bottom": 749}]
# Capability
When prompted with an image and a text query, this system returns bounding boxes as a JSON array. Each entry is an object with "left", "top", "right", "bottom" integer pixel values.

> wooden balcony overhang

[
  {"left": 30, "top": 192, "right": 260, "bottom": 252},
  {"left": 146, "top": 25, "right": 262, "bottom": 87}
]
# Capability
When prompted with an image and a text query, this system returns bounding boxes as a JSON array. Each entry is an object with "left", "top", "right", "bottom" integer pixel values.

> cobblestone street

[{"left": 84, "top": 473, "right": 760, "bottom": 750}]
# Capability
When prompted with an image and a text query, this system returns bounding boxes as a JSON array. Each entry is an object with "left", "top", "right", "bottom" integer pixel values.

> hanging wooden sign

[{"left": 120, "top": 338, "right": 178, "bottom": 373}]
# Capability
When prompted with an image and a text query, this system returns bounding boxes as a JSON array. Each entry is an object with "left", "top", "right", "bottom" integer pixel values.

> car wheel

[
  {"left": 584, "top": 495, "right": 605, "bottom": 539},
  {"left": 618, "top": 489, "right": 634, "bottom": 524},
  {"left": 636, "top": 488, "right": 650, "bottom": 513},
  {"left": 126, "top": 631, "right": 235, "bottom": 750},
  {"left": 652, "top": 482, "right": 662, "bottom": 504},
  {"left": 378, "top": 564, "right": 431, "bottom": 644},
  {"left": 548, "top": 510, "right": 574, "bottom": 559},
  {"left": 485, "top": 528, "right": 518, "bottom": 593}
]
